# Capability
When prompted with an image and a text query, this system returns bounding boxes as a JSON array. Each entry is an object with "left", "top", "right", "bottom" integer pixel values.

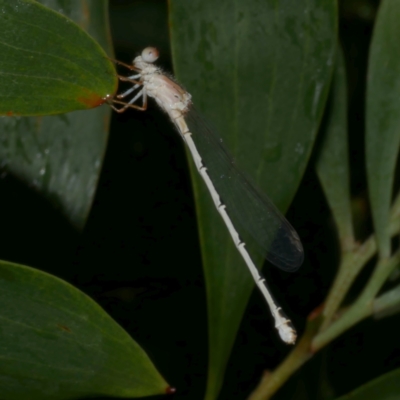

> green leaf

[
  {"left": 0, "top": 259, "right": 169, "bottom": 399},
  {"left": 316, "top": 47, "right": 354, "bottom": 250},
  {"left": 169, "top": 1, "right": 337, "bottom": 399},
  {"left": 0, "top": 0, "right": 117, "bottom": 116},
  {"left": 0, "top": 0, "right": 115, "bottom": 229},
  {"left": 335, "top": 368, "right": 400, "bottom": 400},
  {"left": 366, "top": 0, "right": 400, "bottom": 259},
  {"left": 373, "top": 283, "right": 400, "bottom": 319}
]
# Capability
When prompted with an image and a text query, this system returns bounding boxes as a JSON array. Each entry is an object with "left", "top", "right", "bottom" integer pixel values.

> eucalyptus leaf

[
  {"left": 366, "top": 0, "right": 400, "bottom": 259},
  {"left": 0, "top": 0, "right": 115, "bottom": 229},
  {"left": 316, "top": 48, "right": 354, "bottom": 250},
  {"left": 335, "top": 368, "right": 400, "bottom": 400},
  {"left": 169, "top": 1, "right": 337, "bottom": 399},
  {"left": 0, "top": 0, "right": 116, "bottom": 116},
  {"left": 0, "top": 259, "right": 169, "bottom": 400}
]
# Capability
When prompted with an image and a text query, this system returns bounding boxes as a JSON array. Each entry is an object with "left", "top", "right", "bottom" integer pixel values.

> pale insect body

[{"left": 110, "top": 47, "right": 303, "bottom": 344}]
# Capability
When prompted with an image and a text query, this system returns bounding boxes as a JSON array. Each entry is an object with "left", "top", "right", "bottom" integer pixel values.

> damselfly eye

[{"left": 142, "top": 47, "right": 159, "bottom": 63}]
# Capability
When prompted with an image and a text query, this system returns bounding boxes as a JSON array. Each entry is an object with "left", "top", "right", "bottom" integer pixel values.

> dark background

[{"left": 1, "top": 0, "right": 399, "bottom": 399}]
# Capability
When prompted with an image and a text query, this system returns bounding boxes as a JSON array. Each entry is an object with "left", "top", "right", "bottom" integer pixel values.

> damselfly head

[{"left": 141, "top": 47, "right": 159, "bottom": 63}]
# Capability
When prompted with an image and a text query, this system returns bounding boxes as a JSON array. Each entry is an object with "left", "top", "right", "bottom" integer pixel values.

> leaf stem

[
  {"left": 320, "top": 198, "right": 400, "bottom": 331},
  {"left": 320, "top": 240, "right": 375, "bottom": 331},
  {"left": 248, "top": 201, "right": 400, "bottom": 399},
  {"left": 247, "top": 318, "right": 320, "bottom": 400},
  {"left": 312, "top": 249, "right": 400, "bottom": 351},
  {"left": 247, "top": 251, "right": 400, "bottom": 399}
]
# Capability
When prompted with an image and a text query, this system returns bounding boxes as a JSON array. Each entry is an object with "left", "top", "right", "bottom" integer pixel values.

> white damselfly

[{"left": 109, "top": 47, "right": 304, "bottom": 344}]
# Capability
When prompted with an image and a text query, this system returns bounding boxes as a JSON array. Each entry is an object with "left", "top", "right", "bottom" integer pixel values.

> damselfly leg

[
  {"left": 107, "top": 47, "right": 302, "bottom": 344},
  {"left": 109, "top": 59, "right": 147, "bottom": 113}
]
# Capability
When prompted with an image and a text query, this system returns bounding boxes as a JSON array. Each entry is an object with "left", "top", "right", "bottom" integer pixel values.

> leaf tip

[
  {"left": 166, "top": 386, "right": 177, "bottom": 395},
  {"left": 77, "top": 92, "right": 111, "bottom": 108}
]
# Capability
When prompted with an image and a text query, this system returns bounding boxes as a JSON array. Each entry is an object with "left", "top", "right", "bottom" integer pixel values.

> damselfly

[{"left": 109, "top": 47, "right": 304, "bottom": 344}]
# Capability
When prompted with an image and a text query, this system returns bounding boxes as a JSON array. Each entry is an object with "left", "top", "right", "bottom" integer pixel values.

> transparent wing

[{"left": 183, "top": 107, "right": 304, "bottom": 272}]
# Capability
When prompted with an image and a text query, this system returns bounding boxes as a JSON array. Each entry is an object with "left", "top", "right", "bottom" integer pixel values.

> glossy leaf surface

[
  {"left": 0, "top": 260, "right": 169, "bottom": 399},
  {"left": 0, "top": 0, "right": 116, "bottom": 116},
  {"left": 169, "top": 1, "right": 337, "bottom": 399},
  {"left": 366, "top": 0, "right": 400, "bottom": 259},
  {"left": 0, "top": 0, "right": 115, "bottom": 229},
  {"left": 335, "top": 368, "right": 400, "bottom": 400},
  {"left": 316, "top": 48, "right": 354, "bottom": 250}
]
